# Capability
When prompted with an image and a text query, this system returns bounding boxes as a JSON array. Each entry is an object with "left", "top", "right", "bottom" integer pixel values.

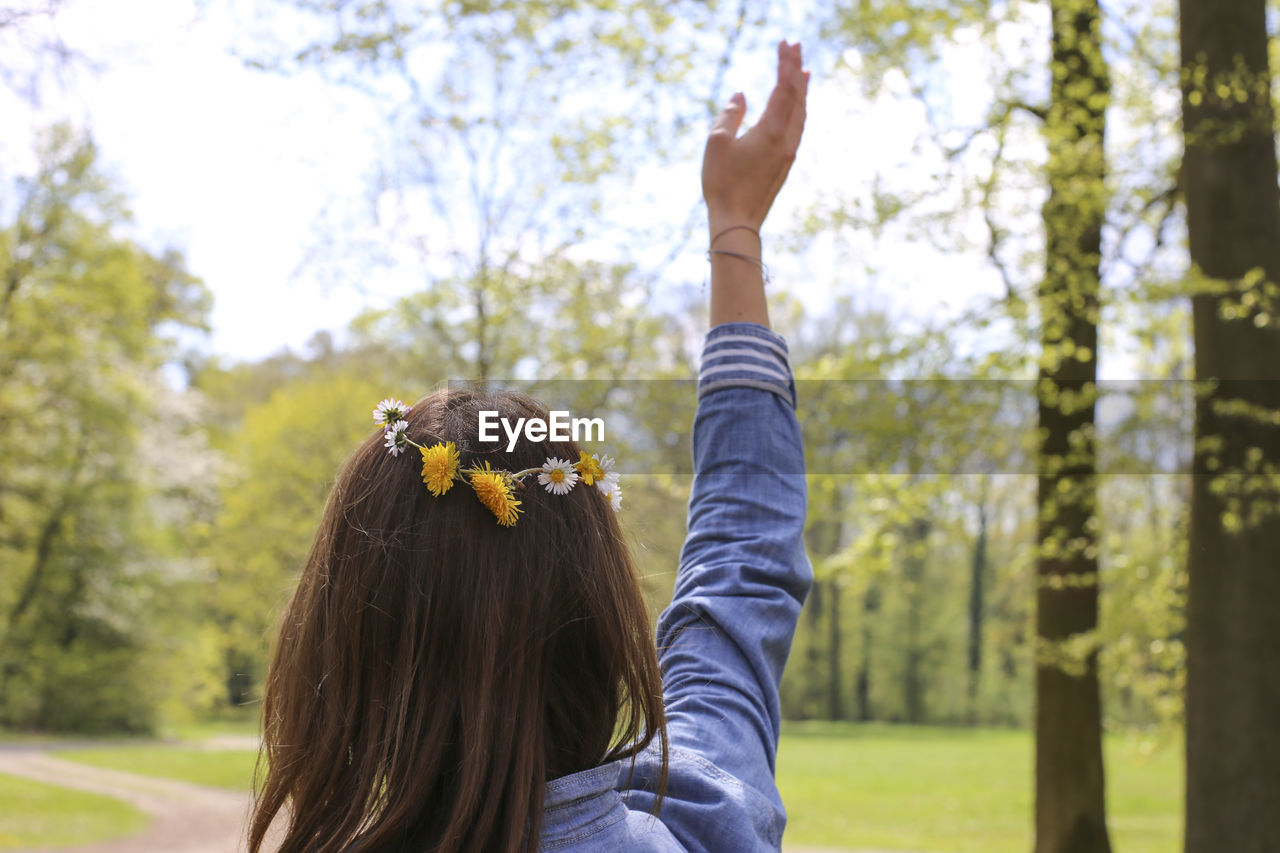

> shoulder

[{"left": 617, "top": 745, "right": 786, "bottom": 853}]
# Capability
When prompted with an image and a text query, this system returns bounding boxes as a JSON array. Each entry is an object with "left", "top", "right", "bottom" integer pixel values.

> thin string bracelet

[
  {"left": 707, "top": 249, "right": 772, "bottom": 286},
  {"left": 710, "top": 224, "right": 761, "bottom": 248}
]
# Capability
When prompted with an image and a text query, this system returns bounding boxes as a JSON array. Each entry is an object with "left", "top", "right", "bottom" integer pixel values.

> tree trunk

[
  {"left": 856, "top": 581, "right": 879, "bottom": 722},
  {"left": 1179, "top": 0, "right": 1280, "bottom": 847},
  {"left": 805, "top": 578, "right": 825, "bottom": 720},
  {"left": 828, "top": 581, "right": 843, "bottom": 720},
  {"left": 1034, "top": 0, "right": 1112, "bottom": 850},
  {"left": 902, "top": 517, "right": 930, "bottom": 725},
  {"left": 967, "top": 496, "right": 988, "bottom": 723}
]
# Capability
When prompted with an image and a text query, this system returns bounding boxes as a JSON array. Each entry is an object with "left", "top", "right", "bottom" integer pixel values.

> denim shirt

[{"left": 538, "top": 322, "right": 812, "bottom": 851}]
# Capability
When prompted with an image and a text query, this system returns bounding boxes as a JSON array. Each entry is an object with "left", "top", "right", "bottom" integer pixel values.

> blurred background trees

[
  {"left": 0, "top": 126, "right": 215, "bottom": 731},
  {"left": 1, "top": 0, "right": 1277, "bottom": 845}
]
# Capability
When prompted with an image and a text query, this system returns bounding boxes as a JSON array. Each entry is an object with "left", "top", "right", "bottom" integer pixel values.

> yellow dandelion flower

[
  {"left": 420, "top": 441, "right": 460, "bottom": 496},
  {"left": 574, "top": 451, "right": 604, "bottom": 486},
  {"left": 468, "top": 462, "right": 522, "bottom": 527}
]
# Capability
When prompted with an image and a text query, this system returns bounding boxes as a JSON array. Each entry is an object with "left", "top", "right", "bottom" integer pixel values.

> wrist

[
  {"left": 707, "top": 221, "right": 762, "bottom": 252},
  {"left": 708, "top": 230, "right": 763, "bottom": 261},
  {"left": 707, "top": 210, "right": 762, "bottom": 237},
  {"left": 706, "top": 223, "right": 770, "bottom": 329}
]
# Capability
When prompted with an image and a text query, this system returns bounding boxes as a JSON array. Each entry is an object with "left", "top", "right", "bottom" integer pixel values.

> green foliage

[
  {"left": 826, "top": 0, "right": 1011, "bottom": 90},
  {"left": 198, "top": 367, "right": 388, "bottom": 707},
  {"left": 782, "top": 0, "right": 1196, "bottom": 751},
  {"left": 0, "top": 125, "right": 213, "bottom": 734},
  {"left": 775, "top": 297, "right": 1191, "bottom": 731},
  {"left": 347, "top": 257, "right": 673, "bottom": 382},
  {"left": 0, "top": 0, "right": 1217, "bottom": 760},
  {"left": 780, "top": 302, "right": 1040, "bottom": 725},
  {"left": 1097, "top": 478, "right": 1187, "bottom": 732}
]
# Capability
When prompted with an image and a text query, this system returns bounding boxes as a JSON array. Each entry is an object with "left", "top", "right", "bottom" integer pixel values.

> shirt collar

[{"left": 540, "top": 761, "right": 625, "bottom": 842}]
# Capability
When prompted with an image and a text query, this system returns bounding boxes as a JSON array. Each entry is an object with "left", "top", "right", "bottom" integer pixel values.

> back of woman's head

[{"left": 248, "top": 387, "right": 666, "bottom": 853}]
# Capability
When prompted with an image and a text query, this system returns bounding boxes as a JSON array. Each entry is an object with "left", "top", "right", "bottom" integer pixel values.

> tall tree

[
  {"left": 0, "top": 125, "right": 211, "bottom": 732},
  {"left": 1033, "top": 0, "right": 1112, "bottom": 848},
  {"left": 1178, "top": 0, "right": 1280, "bottom": 847},
  {"left": 967, "top": 487, "right": 988, "bottom": 722}
]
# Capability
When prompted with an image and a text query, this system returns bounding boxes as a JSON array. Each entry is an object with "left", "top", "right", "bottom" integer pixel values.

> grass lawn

[
  {"left": 0, "top": 772, "right": 146, "bottom": 851},
  {"left": 1, "top": 716, "right": 261, "bottom": 746},
  {"left": 10, "top": 722, "right": 1181, "bottom": 852},
  {"left": 777, "top": 722, "right": 1182, "bottom": 853},
  {"left": 51, "top": 746, "right": 261, "bottom": 791},
  {"left": 164, "top": 717, "right": 261, "bottom": 742}
]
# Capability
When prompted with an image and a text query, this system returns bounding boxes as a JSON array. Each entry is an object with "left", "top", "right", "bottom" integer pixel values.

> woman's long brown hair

[{"left": 248, "top": 388, "right": 667, "bottom": 853}]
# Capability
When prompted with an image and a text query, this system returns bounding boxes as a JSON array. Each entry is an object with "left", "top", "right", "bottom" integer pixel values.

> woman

[{"left": 249, "top": 40, "right": 811, "bottom": 853}]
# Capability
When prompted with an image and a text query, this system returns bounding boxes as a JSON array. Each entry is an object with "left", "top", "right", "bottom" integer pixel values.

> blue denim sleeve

[{"left": 654, "top": 322, "right": 811, "bottom": 826}]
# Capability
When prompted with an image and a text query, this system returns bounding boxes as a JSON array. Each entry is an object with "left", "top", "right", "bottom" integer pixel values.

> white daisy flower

[
  {"left": 538, "top": 457, "right": 579, "bottom": 495},
  {"left": 593, "top": 455, "right": 619, "bottom": 495},
  {"left": 373, "top": 398, "right": 411, "bottom": 426},
  {"left": 604, "top": 481, "right": 623, "bottom": 512},
  {"left": 384, "top": 420, "right": 410, "bottom": 456},
  {"left": 594, "top": 455, "right": 618, "bottom": 492},
  {"left": 596, "top": 471, "right": 620, "bottom": 495}
]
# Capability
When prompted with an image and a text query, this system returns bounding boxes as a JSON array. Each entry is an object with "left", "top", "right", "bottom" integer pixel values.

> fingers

[
  {"left": 775, "top": 40, "right": 803, "bottom": 87},
  {"left": 785, "top": 42, "right": 808, "bottom": 136},
  {"left": 708, "top": 41, "right": 807, "bottom": 158},
  {"left": 760, "top": 40, "right": 807, "bottom": 141},
  {"left": 709, "top": 91, "right": 747, "bottom": 141},
  {"left": 786, "top": 41, "right": 806, "bottom": 97},
  {"left": 786, "top": 46, "right": 809, "bottom": 154}
]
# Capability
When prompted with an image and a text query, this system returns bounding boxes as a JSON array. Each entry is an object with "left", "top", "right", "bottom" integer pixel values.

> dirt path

[{"left": 0, "top": 750, "right": 283, "bottom": 853}]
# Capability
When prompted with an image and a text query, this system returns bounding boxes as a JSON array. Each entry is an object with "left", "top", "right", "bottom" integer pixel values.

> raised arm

[{"left": 644, "top": 39, "right": 812, "bottom": 850}]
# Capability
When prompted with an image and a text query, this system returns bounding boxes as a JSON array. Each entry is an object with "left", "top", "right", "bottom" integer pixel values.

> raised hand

[
  {"left": 701, "top": 40, "right": 810, "bottom": 234},
  {"left": 702, "top": 40, "right": 809, "bottom": 329}
]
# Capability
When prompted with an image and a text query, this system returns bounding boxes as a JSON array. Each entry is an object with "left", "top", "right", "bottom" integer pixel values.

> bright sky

[{"left": 0, "top": 0, "right": 1018, "bottom": 366}]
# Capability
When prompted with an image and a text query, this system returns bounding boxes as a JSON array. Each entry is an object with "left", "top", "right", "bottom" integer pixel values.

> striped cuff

[{"left": 697, "top": 322, "right": 796, "bottom": 408}]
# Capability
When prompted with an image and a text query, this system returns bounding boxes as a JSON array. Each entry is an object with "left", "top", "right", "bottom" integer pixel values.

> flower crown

[{"left": 374, "top": 398, "right": 622, "bottom": 527}]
